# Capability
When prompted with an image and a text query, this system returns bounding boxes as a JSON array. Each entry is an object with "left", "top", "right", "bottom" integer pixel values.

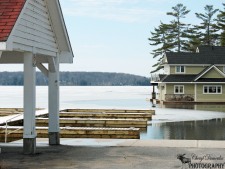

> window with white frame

[
  {"left": 174, "top": 85, "right": 184, "bottom": 94},
  {"left": 176, "top": 66, "right": 185, "bottom": 73},
  {"left": 203, "top": 85, "right": 222, "bottom": 94}
]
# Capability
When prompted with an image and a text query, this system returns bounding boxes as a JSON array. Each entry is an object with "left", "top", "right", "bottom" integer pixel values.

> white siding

[
  {"left": 164, "top": 65, "right": 170, "bottom": 75},
  {"left": 12, "top": 0, "right": 58, "bottom": 56}
]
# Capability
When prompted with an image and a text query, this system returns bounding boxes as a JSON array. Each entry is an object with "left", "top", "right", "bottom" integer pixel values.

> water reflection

[
  {"left": 141, "top": 118, "right": 225, "bottom": 140},
  {"left": 160, "top": 103, "right": 225, "bottom": 113}
]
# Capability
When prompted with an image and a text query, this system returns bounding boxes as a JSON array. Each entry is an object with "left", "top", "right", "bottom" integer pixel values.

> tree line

[
  {"left": 0, "top": 71, "right": 150, "bottom": 86},
  {"left": 149, "top": 3, "right": 225, "bottom": 72}
]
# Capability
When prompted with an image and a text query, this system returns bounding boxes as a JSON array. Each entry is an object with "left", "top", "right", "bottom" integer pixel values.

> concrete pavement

[{"left": 1, "top": 139, "right": 225, "bottom": 169}]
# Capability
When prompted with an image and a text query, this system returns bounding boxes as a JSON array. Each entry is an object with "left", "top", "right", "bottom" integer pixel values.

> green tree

[
  {"left": 186, "top": 26, "right": 201, "bottom": 52},
  {"left": 195, "top": 5, "right": 219, "bottom": 45},
  {"left": 166, "top": 3, "right": 190, "bottom": 52},
  {"left": 217, "top": 3, "right": 225, "bottom": 46},
  {"left": 148, "top": 22, "right": 173, "bottom": 73},
  {"left": 149, "top": 3, "right": 190, "bottom": 73}
]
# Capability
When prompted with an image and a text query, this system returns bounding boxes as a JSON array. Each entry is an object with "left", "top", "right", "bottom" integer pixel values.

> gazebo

[{"left": 0, "top": 0, "right": 74, "bottom": 154}]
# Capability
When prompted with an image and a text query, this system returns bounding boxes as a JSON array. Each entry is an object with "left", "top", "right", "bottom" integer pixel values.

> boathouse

[
  {"left": 151, "top": 46, "right": 225, "bottom": 103},
  {"left": 0, "top": 0, "right": 74, "bottom": 154}
]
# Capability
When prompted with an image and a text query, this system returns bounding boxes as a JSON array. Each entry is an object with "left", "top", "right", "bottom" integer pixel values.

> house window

[
  {"left": 174, "top": 85, "right": 184, "bottom": 94},
  {"left": 203, "top": 85, "right": 222, "bottom": 94},
  {"left": 176, "top": 66, "right": 185, "bottom": 73}
]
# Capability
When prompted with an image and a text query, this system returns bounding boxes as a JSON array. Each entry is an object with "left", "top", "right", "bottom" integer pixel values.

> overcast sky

[{"left": 0, "top": 0, "right": 223, "bottom": 77}]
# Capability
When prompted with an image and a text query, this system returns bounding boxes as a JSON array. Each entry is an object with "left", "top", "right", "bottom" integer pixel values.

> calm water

[{"left": 0, "top": 86, "right": 225, "bottom": 140}]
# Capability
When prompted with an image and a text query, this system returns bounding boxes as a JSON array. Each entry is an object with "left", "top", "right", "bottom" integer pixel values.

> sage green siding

[
  {"left": 196, "top": 84, "right": 225, "bottom": 102},
  {"left": 186, "top": 66, "right": 205, "bottom": 74},
  {"left": 166, "top": 84, "right": 174, "bottom": 94},
  {"left": 170, "top": 66, "right": 175, "bottom": 74},
  {"left": 170, "top": 66, "right": 206, "bottom": 74},
  {"left": 201, "top": 69, "right": 224, "bottom": 78},
  {"left": 165, "top": 84, "right": 194, "bottom": 94}
]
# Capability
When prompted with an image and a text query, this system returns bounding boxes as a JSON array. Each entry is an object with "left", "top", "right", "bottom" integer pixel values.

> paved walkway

[{"left": 1, "top": 139, "right": 225, "bottom": 169}]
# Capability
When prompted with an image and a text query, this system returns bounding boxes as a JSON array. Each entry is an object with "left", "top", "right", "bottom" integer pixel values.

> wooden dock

[
  {"left": 59, "top": 112, "right": 152, "bottom": 120},
  {"left": 64, "top": 108, "right": 155, "bottom": 114},
  {"left": 0, "top": 108, "right": 23, "bottom": 117},
  {"left": 0, "top": 126, "right": 140, "bottom": 140},
  {"left": 0, "top": 108, "right": 155, "bottom": 141},
  {"left": 36, "top": 118, "right": 147, "bottom": 128}
]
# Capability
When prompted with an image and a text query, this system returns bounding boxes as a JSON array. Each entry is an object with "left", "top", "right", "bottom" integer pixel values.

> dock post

[
  {"left": 23, "top": 53, "right": 36, "bottom": 154},
  {"left": 48, "top": 57, "right": 60, "bottom": 145},
  {"left": 152, "top": 84, "right": 156, "bottom": 107}
]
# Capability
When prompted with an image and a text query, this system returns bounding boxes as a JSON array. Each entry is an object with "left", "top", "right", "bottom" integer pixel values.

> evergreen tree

[
  {"left": 186, "top": 25, "right": 201, "bottom": 52},
  {"left": 166, "top": 3, "right": 190, "bottom": 52},
  {"left": 217, "top": 3, "right": 225, "bottom": 46},
  {"left": 149, "top": 3, "right": 190, "bottom": 73},
  {"left": 195, "top": 5, "right": 219, "bottom": 45},
  {"left": 148, "top": 22, "right": 173, "bottom": 73}
]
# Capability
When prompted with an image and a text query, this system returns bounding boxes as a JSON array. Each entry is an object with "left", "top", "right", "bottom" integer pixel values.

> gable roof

[
  {"left": 194, "top": 65, "right": 225, "bottom": 81},
  {"left": 0, "top": 0, "right": 73, "bottom": 63},
  {"left": 0, "top": 0, "right": 25, "bottom": 42},
  {"left": 165, "top": 46, "right": 225, "bottom": 65}
]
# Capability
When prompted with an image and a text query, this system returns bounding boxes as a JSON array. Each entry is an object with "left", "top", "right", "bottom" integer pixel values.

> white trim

[
  {"left": 0, "top": 42, "right": 7, "bottom": 50},
  {"left": 175, "top": 66, "right": 185, "bottom": 74},
  {"left": 45, "top": 0, "right": 74, "bottom": 62},
  {"left": 174, "top": 85, "right": 184, "bottom": 94},
  {"left": 203, "top": 85, "right": 222, "bottom": 94}
]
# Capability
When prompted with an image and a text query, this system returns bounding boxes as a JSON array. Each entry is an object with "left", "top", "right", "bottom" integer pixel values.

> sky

[{"left": 0, "top": 0, "right": 224, "bottom": 77}]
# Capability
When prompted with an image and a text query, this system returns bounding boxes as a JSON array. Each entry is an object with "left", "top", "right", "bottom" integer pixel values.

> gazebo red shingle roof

[{"left": 0, "top": 0, "right": 26, "bottom": 42}]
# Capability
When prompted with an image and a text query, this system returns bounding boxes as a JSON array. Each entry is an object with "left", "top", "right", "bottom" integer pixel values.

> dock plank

[
  {"left": 64, "top": 109, "right": 155, "bottom": 115},
  {"left": 59, "top": 112, "right": 153, "bottom": 120},
  {"left": 0, "top": 126, "right": 140, "bottom": 140},
  {"left": 36, "top": 118, "right": 147, "bottom": 128}
]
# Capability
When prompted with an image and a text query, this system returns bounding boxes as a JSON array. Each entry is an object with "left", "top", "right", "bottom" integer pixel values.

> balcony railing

[
  {"left": 150, "top": 74, "right": 160, "bottom": 82},
  {"left": 165, "top": 94, "right": 194, "bottom": 102}
]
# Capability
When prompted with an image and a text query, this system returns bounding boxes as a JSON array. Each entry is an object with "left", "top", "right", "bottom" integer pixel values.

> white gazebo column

[
  {"left": 48, "top": 57, "right": 60, "bottom": 145},
  {"left": 23, "top": 52, "right": 36, "bottom": 154}
]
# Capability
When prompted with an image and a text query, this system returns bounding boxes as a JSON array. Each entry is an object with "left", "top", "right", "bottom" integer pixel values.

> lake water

[{"left": 1, "top": 86, "right": 225, "bottom": 140}]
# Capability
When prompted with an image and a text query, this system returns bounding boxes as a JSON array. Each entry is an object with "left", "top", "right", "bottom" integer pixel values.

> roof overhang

[{"left": 46, "top": 0, "right": 74, "bottom": 63}]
